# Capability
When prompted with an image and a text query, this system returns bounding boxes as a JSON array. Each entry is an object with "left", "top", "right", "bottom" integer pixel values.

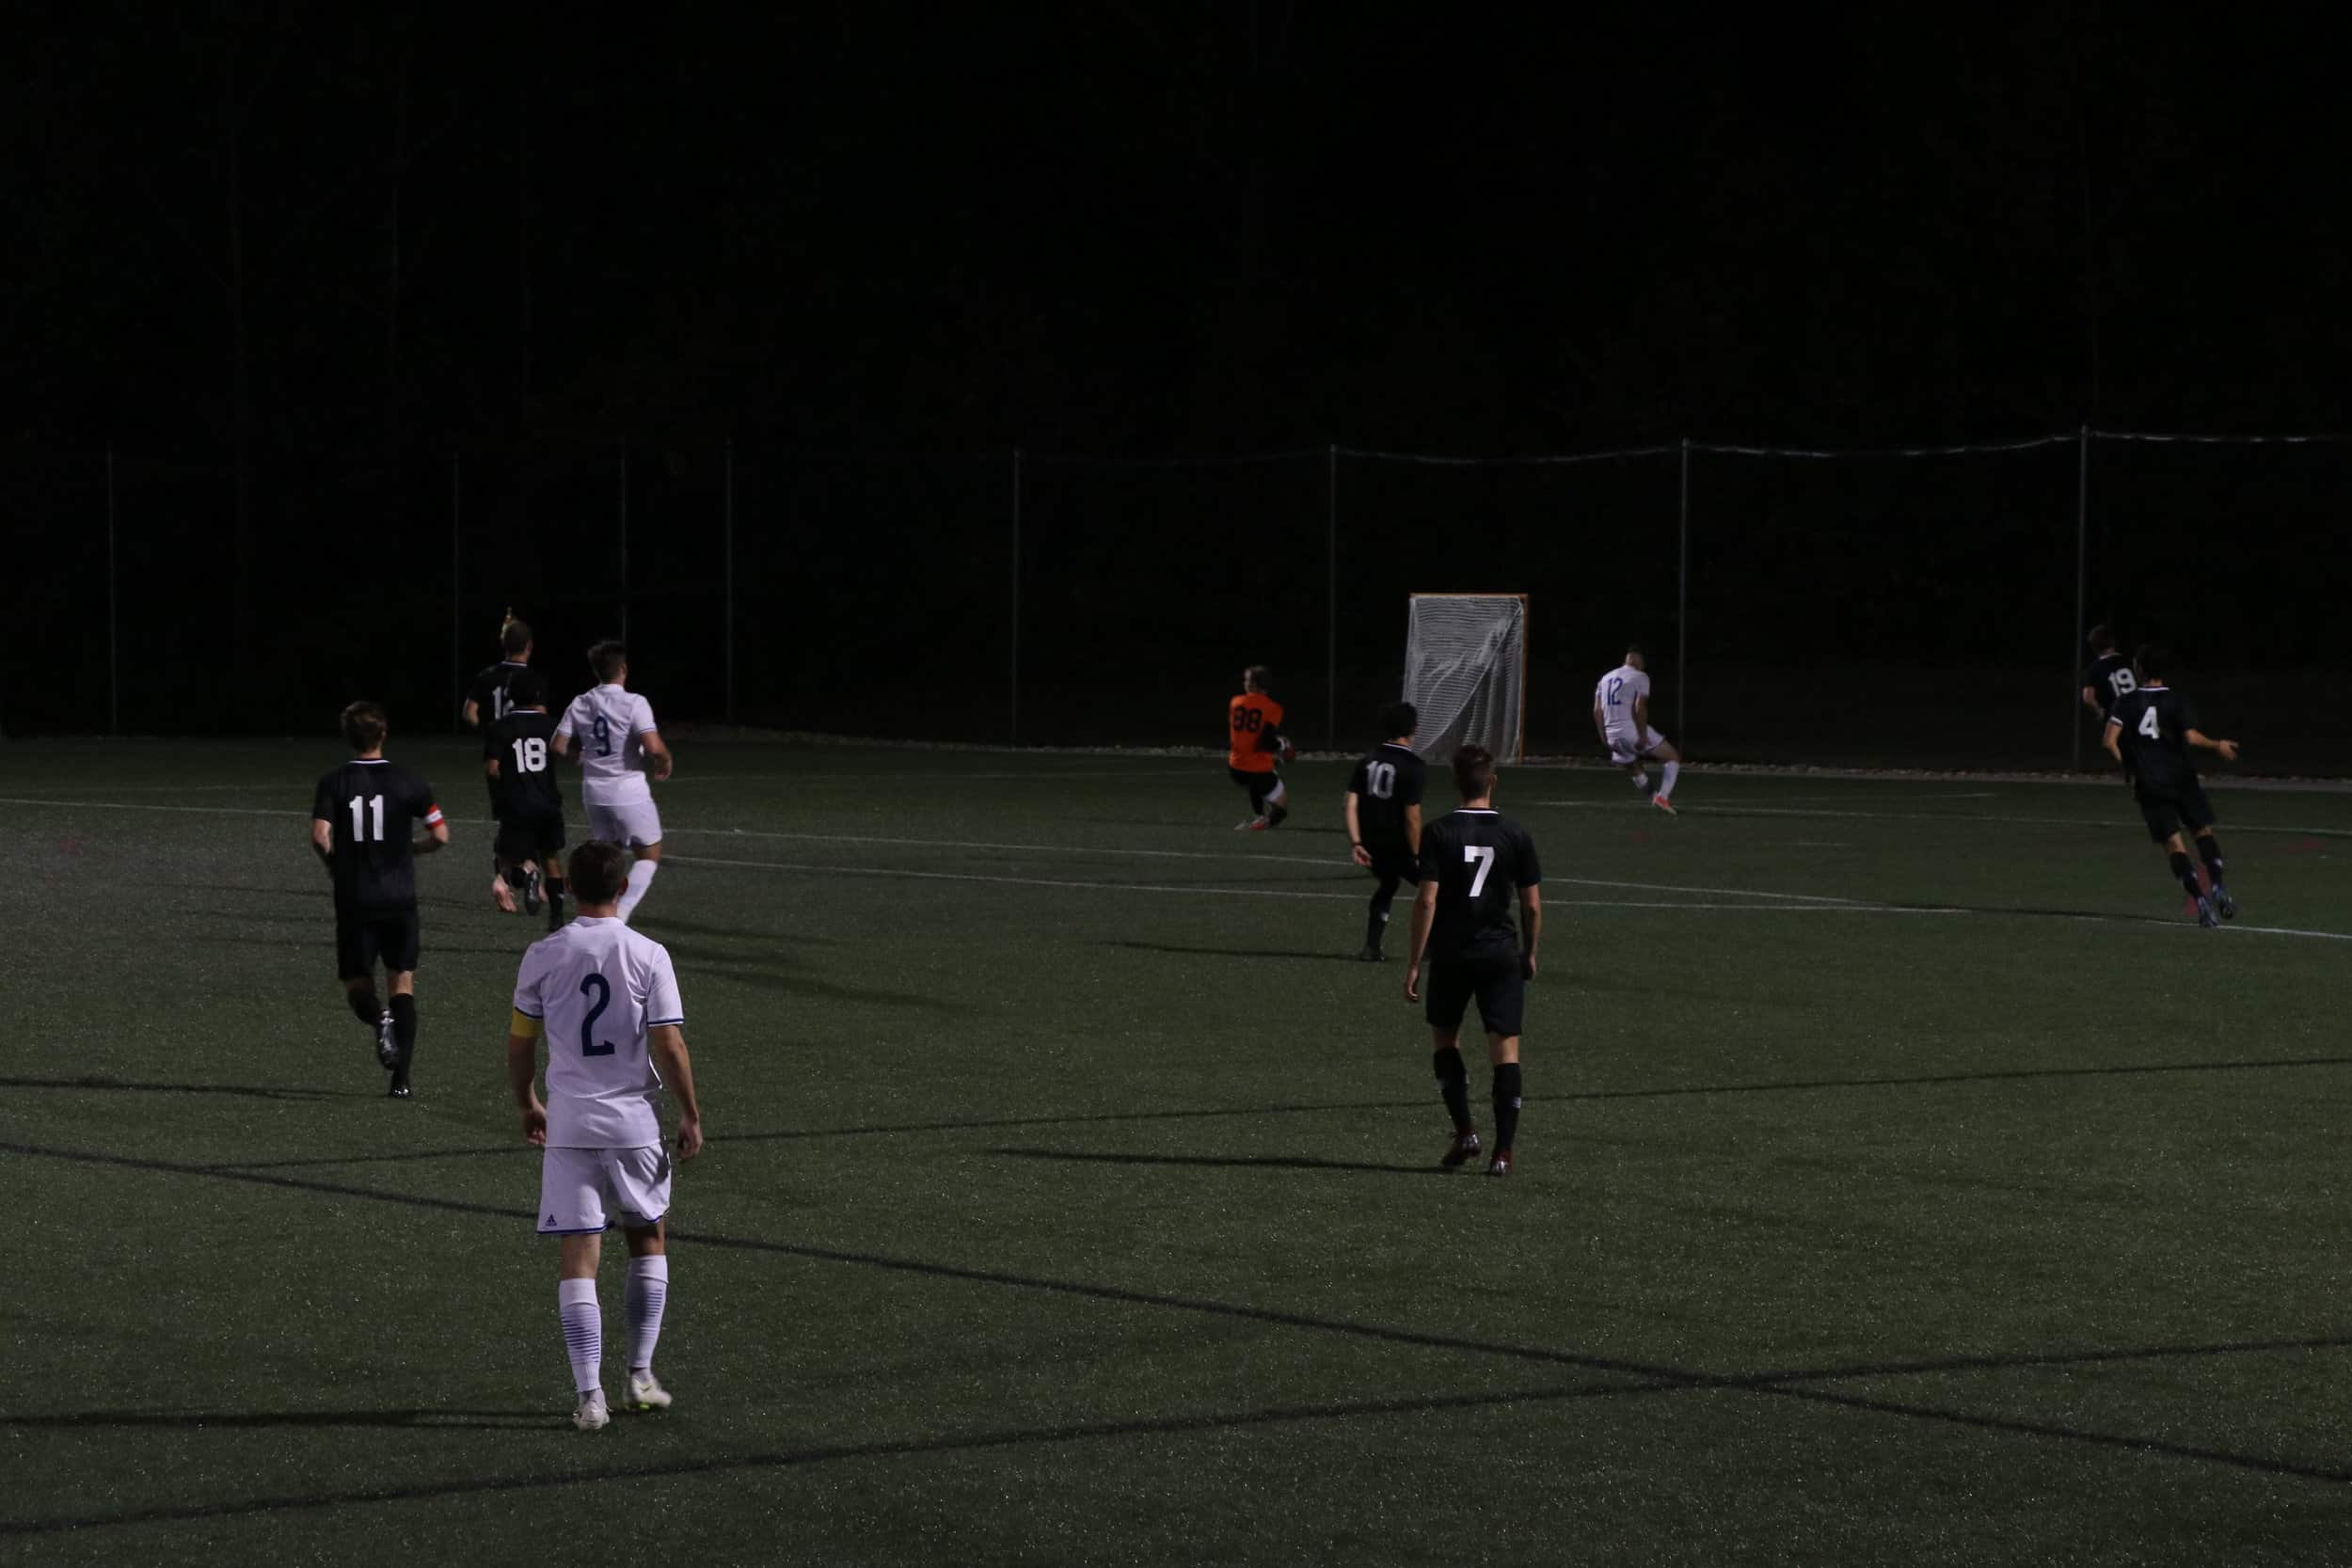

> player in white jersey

[
  {"left": 552, "top": 639, "right": 674, "bottom": 922},
  {"left": 1592, "top": 642, "right": 1682, "bottom": 815},
  {"left": 507, "top": 841, "right": 704, "bottom": 1432}
]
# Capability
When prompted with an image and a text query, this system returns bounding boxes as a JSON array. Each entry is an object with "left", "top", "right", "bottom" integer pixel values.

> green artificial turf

[{"left": 4, "top": 739, "right": 2350, "bottom": 1563}]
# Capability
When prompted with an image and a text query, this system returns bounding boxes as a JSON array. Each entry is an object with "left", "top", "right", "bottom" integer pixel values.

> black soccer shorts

[
  {"left": 1423, "top": 954, "right": 1526, "bottom": 1037},
  {"left": 494, "top": 811, "right": 567, "bottom": 865},
  {"left": 1364, "top": 844, "right": 1421, "bottom": 888},
  {"left": 335, "top": 905, "right": 421, "bottom": 979},
  {"left": 2137, "top": 780, "right": 2217, "bottom": 845},
  {"left": 1230, "top": 767, "right": 1280, "bottom": 809}
]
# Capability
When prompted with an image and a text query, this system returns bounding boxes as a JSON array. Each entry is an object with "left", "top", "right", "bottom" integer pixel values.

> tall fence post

[
  {"left": 450, "top": 451, "right": 462, "bottom": 727},
  {"left": 723, "top": 438, "right": 736, "bottom": 726},
  {"left": 1326, "top": 442, "right": 1339, "bottom": 750},
  {"left": 2073, "top": 424, "right": 2090, "bottom": 770},
  {"left": 1009, "top": 447, "right": 1023, "bottom": 743},
  {"left": 618, "top": 443, "right": 631, "bottom": 644},
  {"left": 1677, "top": 436, "right": 1692, "bottom": 740},
  {"left": 105, "top": 448, "right": 119, "bottom": 735}
]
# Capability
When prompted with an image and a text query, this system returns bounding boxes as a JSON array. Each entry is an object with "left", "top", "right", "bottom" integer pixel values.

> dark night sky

[{"left": 4, "top": 3, "right": 2348, "bottom": 457}]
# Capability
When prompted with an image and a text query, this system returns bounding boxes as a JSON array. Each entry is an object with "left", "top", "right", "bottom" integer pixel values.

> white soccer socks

[
  {"left": 1264, "top": 779, "right": 1288, "bottom": 808},
  {"left": 1660, "top": 761, "right": 1680, "bottom": 800},
  {"left": 558, "top": 1276, "right": 602, "bottom": 1395},
  {"left": 616, "top": 860, "right": 660, "bottom": 922},
  {"left": 626, "top": 1255, "right": 669, "bottom": 1373}
]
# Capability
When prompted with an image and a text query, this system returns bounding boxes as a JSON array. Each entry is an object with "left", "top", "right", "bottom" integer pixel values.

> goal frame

[{"left": 1405, "top": 591, "right": 1530, "bottom": 766}]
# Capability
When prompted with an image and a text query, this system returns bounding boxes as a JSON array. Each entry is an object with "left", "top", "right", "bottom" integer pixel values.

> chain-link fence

[{"left": 6, "top": 432, "right": 2346, "bottom": 773}]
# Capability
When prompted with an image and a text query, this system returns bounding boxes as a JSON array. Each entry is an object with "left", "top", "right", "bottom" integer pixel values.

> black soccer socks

[
  {"left": 388, "top": 993, "right": 418, "bottom": 1064},
  {"left": 2169, "top": 850, "right": 2203, "bottom": 898},
  {"left": 1433, "top": 1047, "right": 1471, "bottom": 1133},
  {"left": 347, "top": 988, "right": 383, "bottom": 1027},
  {"left": 2197, "top": 835, "right": 2227, "bottom": 885},
  {"left": 1491, "top": 1062, "right": 1523, "bottom": 1152}
]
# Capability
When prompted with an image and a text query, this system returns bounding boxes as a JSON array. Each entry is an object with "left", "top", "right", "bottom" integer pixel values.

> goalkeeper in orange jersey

[{"left": 1227, "top": 665, "right": 1295, "bottom": 831}]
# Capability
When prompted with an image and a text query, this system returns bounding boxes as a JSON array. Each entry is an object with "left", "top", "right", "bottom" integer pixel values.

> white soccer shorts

[
  {"left": 537, "top": 1145, "right": 673, "bottom": 1234},
  {"left": 1608, "top": 726, "right": 1669, "bottom": 763},
  {"left": 584, "top": 798, "right": 663, "bottom": 848}
]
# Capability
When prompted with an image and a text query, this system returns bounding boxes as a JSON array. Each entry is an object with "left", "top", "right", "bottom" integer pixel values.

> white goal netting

[{"left": 1403, "top": 594, "right": 1528, "bottom": 765}]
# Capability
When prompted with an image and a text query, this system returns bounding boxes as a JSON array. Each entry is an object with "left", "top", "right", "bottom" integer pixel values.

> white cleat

[
  {"left": 624, "top": 1370, "right": 673, "bottom": 1411},
  {"left": 573, "top": 1388, "right": 611, "bottom": 1431}
]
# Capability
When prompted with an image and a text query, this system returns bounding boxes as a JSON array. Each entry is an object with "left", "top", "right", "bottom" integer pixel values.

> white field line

[
  {"left": 660, "top": 852, "right": 1963, "bottom": 912},
  {"left": 5, "top": 793, "right": 2342, "bottom": 936},
  {"left": 1534, "top": 799, "right": 2352, "bottom": 840}
]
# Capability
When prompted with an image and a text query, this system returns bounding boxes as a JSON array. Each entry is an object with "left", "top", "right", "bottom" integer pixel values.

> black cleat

[
  {"left": 373, "top": 1010, "right": 399, "bottom": 1070},
  {"left": 1486, "top": 1148, "right": 1513, "bottom": 1178},
  {"left": 548, "top": 906, "right": 567, "bottom": 933},
  {"left": 2195, "top": 895, "right": 2219, "bottom": 929},
  {"left": 1266, "top": 804, "right": 1289, "bottom": 829},
  {"left": 1440, "top": 1130, "right": 1482, "bottom": 1169},
  {"left": 2211, "top": 884, "right": 2237, "bottom": 920},
  {"left": 387, "top": 1076, "right": 413, "bottom": 1100},
  {"left": 1358, "top": 944, "right": 1385, "bottom": 962},
  {"left": 524, "top": 867, "right": 544, "bottom": 915}
]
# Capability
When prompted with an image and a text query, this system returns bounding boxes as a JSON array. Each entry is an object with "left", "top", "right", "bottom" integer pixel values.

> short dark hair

[
  {"left": 567, "top": 841, "right": 631, "bottom": 905},
  {"left": 588, "top": 640, "right": 628, "bottom": 683},
  {"left": 1626, "top": 641, "right": 1645, "bottom": 658},
  {"left": 1378, "top": 700, "right": 1418, "bottom": 738},
  {"left": 1452, "top": 743, "right": 1496, "bottom": 799},
  {"left": 341, "top": 701, "right": 388, "bottom": 752},
  {"left": 501, "top": 617, "right": 533, "bottom": 657},
  {"left": 2088, "top": 624, "right": 2116, "bottom": 654},
  {"left": 507, "top": 669, "right": 548, "bottom": 707},
  {"left": 1244, "top": 664, "right": 1271, "bottom": 692},
  {"left": 2135, "top": 642, "right": 2171, "bottom": 681}
]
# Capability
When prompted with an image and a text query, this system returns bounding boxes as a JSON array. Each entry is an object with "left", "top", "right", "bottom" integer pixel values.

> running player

[
  {"left": 553, "top": 641, "right": 674, "bottom": 923},
  {"left": 1593, "top": 643, "right": 1680, "bottom": 814},
  {"left": 2104, "top": 644, "right": 2241, "bottom": 927},
  {"left": 463, "top": 614, "right": 535, "bottom": 730},
  {"left": 508, "top": 841, "right": 705, "bottom": 1431},
  {"left": 1343, "top": 701, "right": 1427, "bottom": 961},
  {"left": 485, "top": 669, "right": 569, "bottom": 929},
  {"left": 309, "top": 702, "right": 450, "bottom": 1097},
  {"left": 1403, "top": 744, "right": 1542, "bottom": 1177},
  {"left": 1228, "top": 665, "right": 1295, "bottom": 831},
  {"left": 2081, "top": 624, "right": 2136, "bottom": 758}
]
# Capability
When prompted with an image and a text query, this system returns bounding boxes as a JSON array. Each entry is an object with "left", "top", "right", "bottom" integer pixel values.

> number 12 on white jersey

[{"left": 1464, "top": 844, "right": 1494, "bottom": 896}]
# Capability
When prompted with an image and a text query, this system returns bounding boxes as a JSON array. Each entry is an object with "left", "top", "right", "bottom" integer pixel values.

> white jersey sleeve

[
  {"left": 632, "top": 693, "right": 659, "bottom": 736},
  {"left": 645, "top": 942, "right": 684, "bottom": 1029},
  {"left": 554, "top": 696, "right": 582, "bottom": 742}
]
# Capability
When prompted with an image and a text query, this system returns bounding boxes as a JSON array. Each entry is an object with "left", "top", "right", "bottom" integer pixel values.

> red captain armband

[
  {"left": 510, "top": 1010, "right": 544, "bottom": 1039},
  {"left": 423, "top": 804, "right": 446, "bottom": 827}
]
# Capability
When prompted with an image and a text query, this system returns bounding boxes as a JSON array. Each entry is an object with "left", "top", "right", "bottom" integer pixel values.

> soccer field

[{"left": 6, "top": 739, "right": 2351, "bottom": 1563}]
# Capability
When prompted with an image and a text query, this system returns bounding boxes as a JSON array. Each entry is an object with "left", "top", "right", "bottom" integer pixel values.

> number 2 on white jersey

[
  {"left": 1464, "top": 844, "right": 1494, "bottom": 897},
  {"left": 2137, "top": 705, "right": 2162, "bottom": 740}
]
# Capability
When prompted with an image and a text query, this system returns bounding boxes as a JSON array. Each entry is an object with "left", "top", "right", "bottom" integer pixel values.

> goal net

[{"left": 1403, "top": 594, "right": 1528, "bottom": 765}]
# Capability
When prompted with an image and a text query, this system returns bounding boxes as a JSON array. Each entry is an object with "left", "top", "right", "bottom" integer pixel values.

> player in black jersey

[
  {"left": 310, "top": 702, "right": 451, "bottom": 1096},
  {"left": 485, "top": 669, "right": 569, "bottom": 929},
  {"left": 1404, "top": 745, "right": 1543, "bottom": 1177},
  {"left": 463, "top": 615, "right": 535, "bottom": 731},
  {"left": 2081, "top": 625, "right": 2137, "bottom": 762},
  {"left": 1343, "top": 701, "right": 1428, "bottom": 962},
  {"left": 2103, "top": 644, "right": 2241, "bottom": 927}
]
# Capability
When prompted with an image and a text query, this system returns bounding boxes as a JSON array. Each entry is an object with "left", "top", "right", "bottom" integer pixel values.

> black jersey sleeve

[
  {"left": 1346, "top": 756, "right": 1369, "bottom": 798},
  {"left": 311, "top": 771, "right": 335, "bottom": 824},
  {"left": 1398, "top": 757, "right": 1426, "bottom": 807},
  {"left": 2174, "top": 691, "right": 2200, "bottom": 733},
  {"left": 484, "top": 718, "right": 504, "bottom": 762},
  {"left": 411, "top": 772, "right": 442, "bottom": 832},
  {"left": 1512, "top": 823, "right": 1542, "bottom": 887},
  {"left": 1417, "top": 819, "right": 1448, "bottom": 879}
]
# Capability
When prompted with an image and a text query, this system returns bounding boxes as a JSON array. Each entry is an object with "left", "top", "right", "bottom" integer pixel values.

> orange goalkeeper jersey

[{"left": 1228, "top": 692, "right": 1285, "bottom": 772}]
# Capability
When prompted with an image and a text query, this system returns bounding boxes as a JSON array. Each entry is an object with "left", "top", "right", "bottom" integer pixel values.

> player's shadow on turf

[
  {"left": 0, "top": 1407, "right": 552, "bottom": 1431},
  {"left": 0, "top": 1074, "right": 350, "bottom": 1101},
  {"left": 1099, "top": 940, "right": 1364, "bottom": 964},
  {"left": 993, "top": 1147, "right": 1448, "bottom": 1177}
]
